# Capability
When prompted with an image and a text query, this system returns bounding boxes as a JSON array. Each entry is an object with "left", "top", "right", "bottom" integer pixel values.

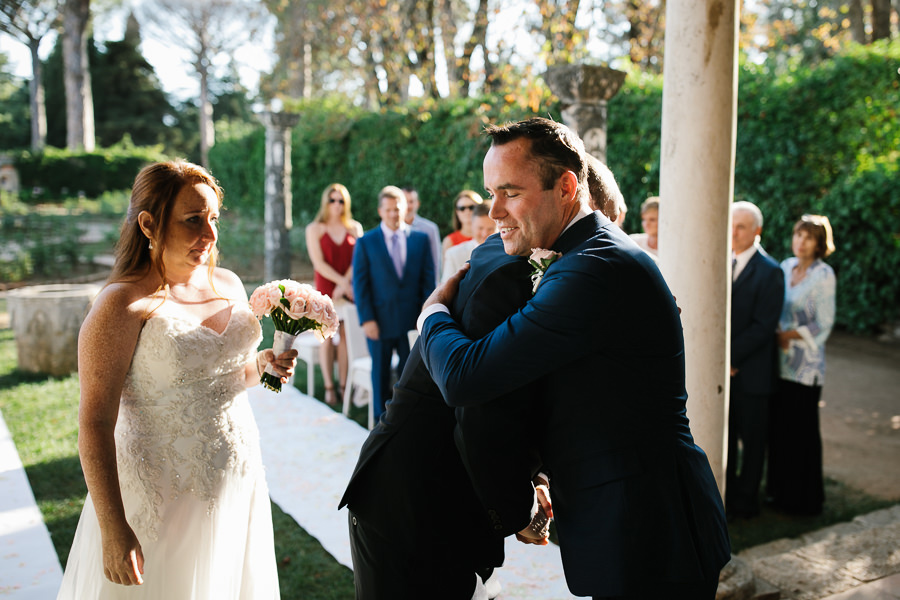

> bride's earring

[{"left": 148, "top": 239, "right": 154, "bottom": 250}]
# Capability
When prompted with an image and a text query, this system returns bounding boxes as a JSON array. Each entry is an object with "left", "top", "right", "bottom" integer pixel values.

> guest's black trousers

[{"left": 348, "top": 510, "right": 477, "bottom": 600}]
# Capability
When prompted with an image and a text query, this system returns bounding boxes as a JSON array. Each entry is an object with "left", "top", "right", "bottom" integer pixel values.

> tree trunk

[
  {"left": 198, "top": 57, "right": 214, "bottom": 169},
  {"left": 470, "top": 0, "right": 491, "bottom": 95},
  {"left": 437, "top": 0, "right": 459, "bottom": 97},
  {"left": 848, "top": 0, "right": 867, "bottom": 43},
  {"left": 285, "top": 0, "right": 309, "bottom": 98},
  {"left": 871, "top": 0, "right": 892, "bottom": 40},
  {"left": 28, "top": 38, "right": 47, "bottom": 151},
  {"left": 62, "top": 0, "right": 94, "bottom": 152}
]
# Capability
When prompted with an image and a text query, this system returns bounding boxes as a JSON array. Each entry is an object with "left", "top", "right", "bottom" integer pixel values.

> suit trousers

[
  {"left": 367, "top": 336, "right": 410, "bottom": 422},
  {"left": 726, "top": 387, "right": 770, "bottom": 516},
  {"left": 348, "top": 510, "right": 477, "bottom": 600}
]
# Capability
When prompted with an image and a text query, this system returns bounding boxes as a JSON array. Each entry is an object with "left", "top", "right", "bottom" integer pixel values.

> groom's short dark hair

[{"left": 484, "top": 117, "right": 587, "bottom": 197}]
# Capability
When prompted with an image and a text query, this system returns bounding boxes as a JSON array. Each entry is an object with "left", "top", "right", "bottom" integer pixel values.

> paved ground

[{"left": 818, "top": 331, "right": 900, "bottom": 502}]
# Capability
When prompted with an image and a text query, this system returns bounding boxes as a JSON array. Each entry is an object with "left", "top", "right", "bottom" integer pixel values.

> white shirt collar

[{"left": 733, "top": 242, "right": 759, "bottom": 281}]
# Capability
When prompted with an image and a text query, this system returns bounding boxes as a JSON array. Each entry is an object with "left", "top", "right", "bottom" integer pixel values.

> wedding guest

[
  {"left": 629, "top": 196, "right": 659, "bottom": 256},
  {"left": 727, "top": 200, "right": 785, "bottom": 519},
  {"left": 352, "top": 185, "right": 435, "bottom": 422},
  {"left": 306, "top": 183, "right": 364, "bottom": 405},
  {"left": 586, "top": 153, "right": 624, "bottom": 224},
  {"left": 441, "top": 189, "right": 484, "bottom": 257},
  {"left": 767, "top": 214, "right": 836, "bottom": 516},
  {"left": 403, "top": 186, "right": 442, "bottom": 285},
  {"left": 57, "top": 160, "right": 296, "bottom": 599},
  {"left": 441, "top": 204, "right": 496, "bottom": 283},
  {"left": 419, "top": 118, "right": 730, "bottom": 598}
]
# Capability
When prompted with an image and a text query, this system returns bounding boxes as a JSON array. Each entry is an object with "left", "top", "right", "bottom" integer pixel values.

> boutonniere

[{"left": 528, "top": 248, "right": 562, "bottom": 294}]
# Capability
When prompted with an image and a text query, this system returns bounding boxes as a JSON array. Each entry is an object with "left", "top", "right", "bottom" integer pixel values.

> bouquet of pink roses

[{"left": 249, "top": 279, "right": 340, "bottom": 392}]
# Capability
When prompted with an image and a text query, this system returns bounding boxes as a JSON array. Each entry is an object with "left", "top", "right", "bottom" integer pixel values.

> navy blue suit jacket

[
  {"left": 352, "top": 227, "right": 435, "bottom": 338},
  {"left": 421, "top": 212, "right": 731, "bottom": 597},
  {"left": 731, "top": 247, "right": 784, "bottom": 395}
]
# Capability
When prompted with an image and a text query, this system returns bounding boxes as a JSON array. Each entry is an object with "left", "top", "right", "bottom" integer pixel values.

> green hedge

[{"left": 13, "top": 142, "right": 168, "bottom": 201}]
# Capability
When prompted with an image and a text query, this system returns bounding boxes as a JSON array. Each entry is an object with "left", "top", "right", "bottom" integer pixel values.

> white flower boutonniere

[{"left": 528, "top": 248, "right": 562, "bottom": 294}]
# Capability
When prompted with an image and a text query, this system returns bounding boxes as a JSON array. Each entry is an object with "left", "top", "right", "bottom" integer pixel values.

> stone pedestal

[
  {"left": 544, "top": 64, "right": 627, "bottom": 162},
  {"left": 258, "top": 111, "right": 300, "bottom": 282},
  {"left": 7, "top": 284, "right": 100, "bottom": 376}
]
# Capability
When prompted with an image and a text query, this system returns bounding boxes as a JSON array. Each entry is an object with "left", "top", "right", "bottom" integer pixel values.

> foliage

[
  {"left": 734, "top": 40, "right": 900, "bottom": 331},
  {"left": 0, "top": 53, "right": 31, "bottom": 150},
  {"left": 12, "top": 142, "right": 169, "bottom": 200},
  {"left": 210, "top": 96, "right": 539, "bottom": 233}
]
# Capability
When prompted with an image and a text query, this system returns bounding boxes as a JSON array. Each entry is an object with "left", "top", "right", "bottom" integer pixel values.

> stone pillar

[
  {"left": 259, "top": 111, "right": 300, "bottom": 282},
  {"left": 657, "top": 0, "right": 739, "bottom": 495},
  {"left": 544, "top": 64, "right": 627, "bottom": 163},
  {"left": 7, "top": 284, "right": 100, "bottom": 376}
]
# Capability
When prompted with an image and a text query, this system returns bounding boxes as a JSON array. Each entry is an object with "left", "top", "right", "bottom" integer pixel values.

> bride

[{"left": 57, "top": 160, "right": 297, "bottom": 599}]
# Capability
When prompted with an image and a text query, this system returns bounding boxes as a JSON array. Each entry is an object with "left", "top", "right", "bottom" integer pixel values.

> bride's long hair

[{"left": 109, "top": 160, "right": 224, "bottom": 289}]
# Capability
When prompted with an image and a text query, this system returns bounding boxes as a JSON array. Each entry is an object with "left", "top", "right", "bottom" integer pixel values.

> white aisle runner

[
  {"left": 249, "top": 385, "right": 576, "bottom": 599},
  {"left": 0, "top": 410, "right": 63, "bottom": 599}
]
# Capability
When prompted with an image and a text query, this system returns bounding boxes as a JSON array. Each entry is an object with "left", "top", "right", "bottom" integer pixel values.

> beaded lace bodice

[{"left": 115, "top": 306, "right": 263, "bottom": 541}]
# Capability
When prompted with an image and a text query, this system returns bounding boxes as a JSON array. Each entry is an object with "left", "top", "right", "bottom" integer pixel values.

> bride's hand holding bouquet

[{"left": 249, "top": 279, "right": 340, "bottom": 392}]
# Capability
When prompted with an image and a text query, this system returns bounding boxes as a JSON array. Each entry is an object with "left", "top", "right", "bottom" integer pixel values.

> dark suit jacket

[
  {"left": 731, "top": 247, "right": 784, "bottom": 395},
  {"left": 340, "top": 235, "right": 537, "bottom": 572},
  {"left": 420, "top": 212, "right": 731, "bottom": 597},
  {"left": 352, "top": 227, "right": 435, "bottom": 338}
]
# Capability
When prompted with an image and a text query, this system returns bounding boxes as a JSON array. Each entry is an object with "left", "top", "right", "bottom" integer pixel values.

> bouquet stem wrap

[{"left": 260, "top": 330, "right": 299, "bottom": 392}]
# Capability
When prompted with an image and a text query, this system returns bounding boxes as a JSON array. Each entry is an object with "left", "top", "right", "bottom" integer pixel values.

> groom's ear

[{"left": 558, "top": 170, "right": 579, "bottom": 202}]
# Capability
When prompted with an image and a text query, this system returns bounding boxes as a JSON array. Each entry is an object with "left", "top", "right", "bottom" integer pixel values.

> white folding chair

[
  {"left": 291, "top": 331, "right": 323, "bottom": 397},
  {"left": 341, "top": 306, "right": 375, "bottom": 429}
]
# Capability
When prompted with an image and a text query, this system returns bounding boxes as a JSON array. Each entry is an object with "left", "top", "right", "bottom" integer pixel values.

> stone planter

[{"left": 7, "top": 283, "right": 101, "bottom": 376}]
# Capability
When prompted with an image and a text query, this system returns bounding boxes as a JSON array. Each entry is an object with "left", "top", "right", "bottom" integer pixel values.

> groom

[{"left": 419, "top": 118, "right": 731, "bottom": 599}]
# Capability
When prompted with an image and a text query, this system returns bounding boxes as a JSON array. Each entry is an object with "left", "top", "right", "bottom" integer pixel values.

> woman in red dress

[
  {"left": 305, "top": 183, "right": 363, "bottom": 404},
  {"left": 441, "top": 189, "right": 484, "bottom": 259}
]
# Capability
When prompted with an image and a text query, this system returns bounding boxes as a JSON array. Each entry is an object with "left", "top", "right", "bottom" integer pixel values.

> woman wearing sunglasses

[
  {"left": 305, "top": 183, "right": 364, "bottom": 405},
  {"left": 441, "top": 189, "right": 484, "bottom": 259}
]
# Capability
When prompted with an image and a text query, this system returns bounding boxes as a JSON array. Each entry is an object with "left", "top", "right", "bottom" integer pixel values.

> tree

[
  {"left": 0, "top": 52, "right": 31, "bottom": 149},
  {"left": 90, "top": 12, "right": 177, "bottom": 148},
  {"left": 139, "top": 0, "right": 265, "bottom": 168},
  {"left": 62, "top": 0, "right": 94, "bottom": 151},
  {"left": 0, "top": 0, "right": 61, "bottom": 151}
]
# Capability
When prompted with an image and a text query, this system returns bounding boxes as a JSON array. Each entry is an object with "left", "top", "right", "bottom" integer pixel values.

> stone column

[
  {"left": 7, "top": 283, "right": 100, "bottom": 376},
  {"left": 259, "top": 111, "right": 300, "bottom": 282},
  {"left": 657, "top": 0, "right": 739, "bottom": 494},
  {"left": 544, "top": 64, "right": 627, "bottom": 163}
]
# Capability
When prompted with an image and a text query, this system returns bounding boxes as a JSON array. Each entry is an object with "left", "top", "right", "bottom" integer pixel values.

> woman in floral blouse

[{"left": 766, "top": 214, "right": 836, "bottom": 516}]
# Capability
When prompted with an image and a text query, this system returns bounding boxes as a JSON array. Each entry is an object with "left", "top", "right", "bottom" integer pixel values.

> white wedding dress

[{"left": 58, "top": 306, "right": 280, "bottom": 599}]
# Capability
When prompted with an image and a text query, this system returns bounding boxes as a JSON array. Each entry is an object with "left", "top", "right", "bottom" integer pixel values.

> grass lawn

[{"left": 1, "top": 308, "right": 895, "bottom": 599}]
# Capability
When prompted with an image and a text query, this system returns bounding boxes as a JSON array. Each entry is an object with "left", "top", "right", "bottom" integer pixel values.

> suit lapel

[
  {"left": 375, "top": 227, "right": 402, "bottom": 283},
  {"left": 734, "top": 250, "right": 761, "bottom": 288}
]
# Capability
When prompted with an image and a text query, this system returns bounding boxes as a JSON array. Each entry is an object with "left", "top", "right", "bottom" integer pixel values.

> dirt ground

[{"left": 819, "top": 330, "right": 900, "bottom": 501}]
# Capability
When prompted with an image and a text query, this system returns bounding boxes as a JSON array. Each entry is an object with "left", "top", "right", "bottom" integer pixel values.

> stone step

[{"left": 737, "top": 505, "right": 900, "bottom": 600}]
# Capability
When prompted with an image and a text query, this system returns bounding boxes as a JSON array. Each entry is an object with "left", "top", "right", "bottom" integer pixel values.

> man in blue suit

[
  {"left": 419, "top": 118, "right": 730, "bottom": 599},
  {"left": 353, "top": 185, "right": 435, "bottom": 421},
  {"left": 727, "top": 201, "right": 784, "bottom": 518}
]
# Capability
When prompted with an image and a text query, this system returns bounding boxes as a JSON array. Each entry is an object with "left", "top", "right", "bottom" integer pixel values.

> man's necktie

[{"left": 390, "top": 232, "right": 404, "bottom": 278}]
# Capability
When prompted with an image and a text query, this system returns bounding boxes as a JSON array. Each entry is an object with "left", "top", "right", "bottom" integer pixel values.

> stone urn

[{"left": 7, "top": 283, "right": 101, "bottom": 376}]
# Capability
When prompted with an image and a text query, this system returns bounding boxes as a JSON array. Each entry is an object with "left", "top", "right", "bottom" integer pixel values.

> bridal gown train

[{"left": 58, "top": 306, "right": 280, "bottom": 599}]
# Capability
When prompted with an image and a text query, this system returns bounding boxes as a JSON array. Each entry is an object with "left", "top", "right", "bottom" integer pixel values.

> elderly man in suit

[
  {"left": 727, "top": 201, "right": 785, "bottom": 518},
  {"left": 352, "top": 185, "right": 435, "bottom": 421},
  {"left": 419, "top": 118, "right": 730, "bottom": 599}
]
